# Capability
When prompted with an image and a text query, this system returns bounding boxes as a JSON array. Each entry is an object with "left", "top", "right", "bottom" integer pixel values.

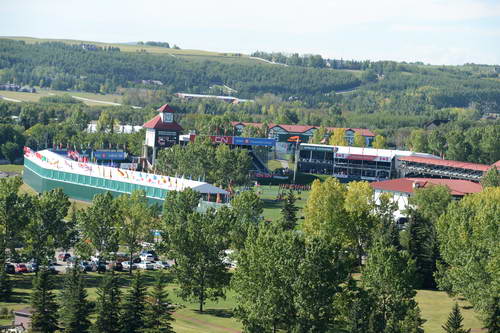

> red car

[
  {"left": 58, "top": 253, "right": 71, "bottom": 262},
  {"left": 14, "top": 264, "right": 28, "bottom": 274}
]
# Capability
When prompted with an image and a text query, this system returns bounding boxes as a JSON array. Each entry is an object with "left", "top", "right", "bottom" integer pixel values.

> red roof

[
  {"left": 157, "top": 104, "right": 175, "bottom": 113},
  {"left": 399, "top": 156, "right": 490, "bottom": 172},
  {"left": 143, "top": 115, "right": 183, "bottom": 131},
  {"left": 231, "top": 122, "right": 375, "bottom": 136},
  {"left": 371, "top": 178, "right": 482, "bottom": 196}
]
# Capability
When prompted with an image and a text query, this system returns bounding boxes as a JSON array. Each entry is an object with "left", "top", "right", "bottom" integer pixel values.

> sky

[{"left": 2, "top": 0, "right": 500, "bottom": 65}]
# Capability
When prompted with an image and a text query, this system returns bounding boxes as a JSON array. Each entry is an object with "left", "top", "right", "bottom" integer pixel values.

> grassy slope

[
  {"left": 1, "top": 36, "right": 263, "bottom": 66},
  {"left": 0, "top": 89, "right": 123, "bottom": 106}
]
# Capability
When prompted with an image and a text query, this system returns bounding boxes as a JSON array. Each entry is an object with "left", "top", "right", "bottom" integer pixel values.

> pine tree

[
  {"left": 483, "top": 297, "right": 500, "bottom": 333},
  {"left": 93, "top": 271, "right": 121, "bottom": 333},
  {"left": 120, "top": 271, "right": 147, "bottom": 333},
  {"left": 58, "top": 267, "right": 93, "bottom": 333},
  {"left": 279, "top": 190, "right": 298, "bottom": 230},
  {"left": 0, "top": 269, "right": 11, "bottom": 301},
  {"left": 143, "top": 272, "right": 175, "bottom": 333},
  {"left": 30, "top": 268, "right": 59, "bottom": 333},
  {"left": 442, "top": 303, "right": 471, "bottom": 333}
]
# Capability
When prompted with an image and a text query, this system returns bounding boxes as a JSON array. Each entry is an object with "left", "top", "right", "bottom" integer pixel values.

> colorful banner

[{"left": 233, "top": 137, "right": 276, "bottom": 147}]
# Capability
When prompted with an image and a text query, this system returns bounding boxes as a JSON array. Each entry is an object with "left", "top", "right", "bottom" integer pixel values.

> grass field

[
  {"left": 0, "top": 271, "right": 483, "bottom": 333},
  {"left": 1, "top": 36, "right": 263, "bottom": 66},
  {"left": 0, "top": 164, "right": 23, "bottom": 173},
  {"left": 0, "top": 88, "right": 123, "bottom": 106}
]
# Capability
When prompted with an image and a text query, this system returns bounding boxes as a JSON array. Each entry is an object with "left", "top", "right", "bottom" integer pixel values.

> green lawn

[
  {"left": 0, "top": 89, "right": 123, "bottom": 106},
  {"left": 256, "top": 185, "right": 310, "bottom": 221},
  {"left": 0, "top": 272, "right": 483, "bottom": 333},
  {"left": 1, "top": 36, "right": 262, "bottom": 66},
  {"left": 0, "top": 164, "right": 23, "bottom": 173}
]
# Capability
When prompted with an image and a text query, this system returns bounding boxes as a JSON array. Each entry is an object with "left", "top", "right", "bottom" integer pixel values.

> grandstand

[
  {"left": 23, "top": 148, "right": 229, "bottom": 209},
  {"left": 297, "top": 144, "right": 439, "bottom": 182},
  {"left": 398, "top": 156, "right": 496, "bottom": 182}
]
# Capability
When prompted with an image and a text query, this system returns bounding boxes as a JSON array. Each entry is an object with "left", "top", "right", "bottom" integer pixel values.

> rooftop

[
  {"left": 398, "top": 156, "right": 491, "bottom": 172},
  {"left": 371, "top": 178, "right": 483, "bottom": 196},
  {"left": 231, "top": 122, "right": 376, "bottom": 136},
  {"left": 143, "top": 115, "right": 183, "bottom": 131}
]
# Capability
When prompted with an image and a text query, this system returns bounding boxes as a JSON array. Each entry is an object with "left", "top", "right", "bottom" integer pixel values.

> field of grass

[
  {"left": 2, "top": 36, "right": 263, "bottom": 66},
  {"left": 0, "top": 164, "right": 23, "bottom": 173},
  {"left": 256, "top": 185, "right": 310, "bottom": 221},
  {"left": 0, "top": 88, "right": 123, "bottom": 106},
  {"left": 0, "top": 271, "right": 483, "bottom": 333}
]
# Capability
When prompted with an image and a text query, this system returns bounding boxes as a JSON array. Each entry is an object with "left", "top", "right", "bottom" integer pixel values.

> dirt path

[{"left": 173, "top": 312, "right": 242, "bottom": 333}]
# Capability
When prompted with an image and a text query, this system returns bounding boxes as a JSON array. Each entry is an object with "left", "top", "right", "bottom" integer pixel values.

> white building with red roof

[{"left": 371, "top": 178, "right": 483, "bottom": 221}]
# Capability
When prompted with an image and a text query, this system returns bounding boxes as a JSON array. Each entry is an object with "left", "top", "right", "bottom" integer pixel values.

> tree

[
  {"left": 58, "top": 267, "right": 93, "bottom": 333},
  {"left": 481, "top": 167, "right": 500, "bottom": 188},
  {"left": 329, "top": 128, "right": 347, "bottom": 146},
  {"left": 410, "top": 185, "right": 452, "bottom": 223},
  {"left": 353, "top": 132, "right": 366, "bottom": 147},
  {"left": 310, "top": 126, "right": 329, "bottom": 144},
  {"left": 362, "top": 238, "right": 422, "bottom": 333},
  {"left": 279, "top": 189, "right": 298, "bottom": 230},
  {"left": 78, "top": 192, "right": 120, "bottom": 260},
  {"left": 25, "top": 188, "right": 71, "bottom": 266},
  {"left": 407, "top": 209, "right": 438, "bottom": 289},
  {"left": 436, "top": 187, "right": 500, "bottom": 312},
  {"left": 121, "top": 271, "right": 147, "bottom": 333},
  {"left": 143, "top": 272, "right": 175, "bottom": 333},
  {"left": 117, "top": 190, "right": 155, "bottom": 274},
  {"left": 228, "top": 190, "right": 263, "bottom": 249},
  {"left": 30, "top": 268, "right": 59, "bottom": 333},
  {"left": 442, "top": 303, "right": 471, "bottom": 333},
  {"left": 233, "top": 225, "right": 350, "bottom": 332},
  {"left": 373, "top": 192, "right": 400, "bottom": 249},
  {"left": 1, "top": 141, "right": 20, "bottom": 163},
  {"left": 409, "top": 129, "right": 428, "bottom": 152},
  {"left": 93, "top": 271, "right": 122, "bottom": 333},
  {"left": 170, "top": 211, "right": 230, "bottom": 312},
  {"left": 483, "top": 297, "right": 500, "bottom": 333},
  {"left": 372, "top": 135, "right": 386, "bottom": 149}
]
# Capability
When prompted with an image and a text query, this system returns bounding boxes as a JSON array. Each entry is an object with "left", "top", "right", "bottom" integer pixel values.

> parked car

[
  {"left": 106, "top": 262, "right": 123, "bottom": 272},
  {"left": 141, "top": 250, "right": 159, "bottom": 261},
  {"left": 14, "top": 263, "right": 28, "bottom": 274},
  {"left": 140, "top": 253, "right": 155, "bottom": 262},
  {"left": 152, "top": 261, "right": 170, "bottom": 270},
  {"left": 136, "top": 261, "right": 154, "bottom": 270},
  {"left": 58, "top": 253, "right": 71, "bottom": 262},
  {"left": 26, "top": 261, "right": 38, "bottom": 273},
  {"left": 122, "top": 261, "right": 137, "bottom": 271},
  {"left": 78, "top": 261, "right": 92, "bottom": 272},
  {"left": 4, "top": 263, "right": 15, "bottom": 274}
]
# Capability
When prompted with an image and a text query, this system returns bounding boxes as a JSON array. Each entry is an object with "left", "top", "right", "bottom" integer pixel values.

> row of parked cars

[
  {"left": 60, "top": 250, "right": 170, "bottom": 273},
  {"left": 4, "top": 261, "right": 57, "bottom": 274}
]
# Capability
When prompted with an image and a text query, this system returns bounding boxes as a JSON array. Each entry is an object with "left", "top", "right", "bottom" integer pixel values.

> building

[
  {"left": 297, "top": 144, "right": 439, "bottom": 182},
  {"left": 23, "top": 148, "right": 228, "bottom": 209},
  {"left": 398, "top": 156, "right": 496, "bottom": 182},
  {"left": 175, "top": 93, "right": 252, "bottom": 104},
  {"left": 86, "top": 121, "right": 142, "bottom": 134},
  {"left": 143, "top": 104, "right": 183, "bottom": 164},
  {"left": 371, "top": 178, "right": 483, "bottom": 221},
  {"left": 231, "top": 122, "right": 376, "bottom": 148}
]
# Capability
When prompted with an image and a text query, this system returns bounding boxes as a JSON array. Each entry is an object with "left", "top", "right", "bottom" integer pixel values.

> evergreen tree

[
  {"left": 0, "top": 268, "right": 11, "bottom": 301},
  {"left": 30, "top": 268, "right": 59, "bottom": 333},
  {"left": 407, "top": 209, "right": 438, "bottom": 289},
  {"left": 279, "top": 190, "right": 298, "bottom": 230},
  {"left": 93, "top": 271, "right": 121, "bottom": 333},
  {"left": 121, "top": 271, "right": 147, "bottom": 333},
  {"left": 442, "top": 303, "right": 471, "bottom": 333},
  {"left": 58, "top": 267, "right": 93, "bottom": 333},
  {"left": 483, "top": 297, "right": 500, "bottom": 333},
  {"left": 143, "top": 272, "right": 175, "bottom": 333}
]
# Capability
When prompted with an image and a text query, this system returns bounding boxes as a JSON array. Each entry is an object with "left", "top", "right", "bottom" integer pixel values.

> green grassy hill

[{"left": 1, "top": 36, "right": 264, "bottom": 66}]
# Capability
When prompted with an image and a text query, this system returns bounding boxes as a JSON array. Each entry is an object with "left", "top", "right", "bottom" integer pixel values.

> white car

[
  {"left": 140, "top": 253, "right": 155, "bottom": 262},
  {"left": 152, "top": 261, "right": 170, "bottom": 270},
  {"left": 136, "top": 261, "right": 154, "bottom": 270},
  {"left": 122, "top": 261, "right": 137, "bottom": 270}
]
